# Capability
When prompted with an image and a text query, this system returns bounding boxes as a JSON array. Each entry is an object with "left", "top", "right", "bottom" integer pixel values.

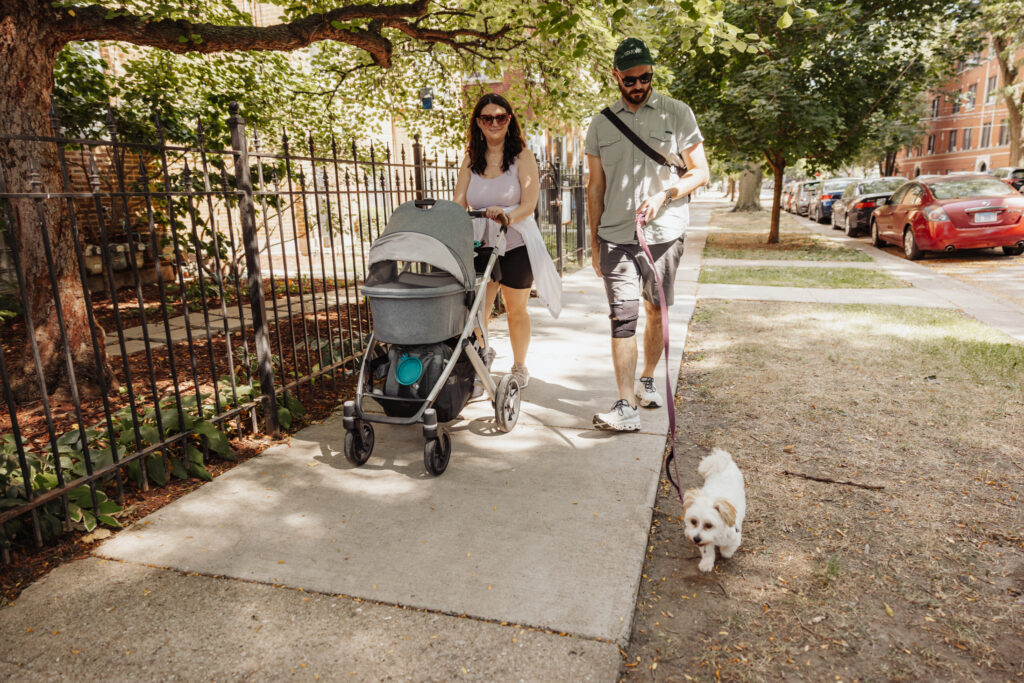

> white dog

[{"left": 682, "top": 448, "right": 746, "bottom": 572}]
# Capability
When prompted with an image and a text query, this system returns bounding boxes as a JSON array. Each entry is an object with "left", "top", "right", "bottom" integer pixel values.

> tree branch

[{"left": 54, "top": 0, "right": 437, "bottom": 67}]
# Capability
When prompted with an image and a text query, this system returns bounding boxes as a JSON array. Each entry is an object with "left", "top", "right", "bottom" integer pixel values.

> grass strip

[{"left": 699, "top": 265, "right": 908, "bottom": 289}]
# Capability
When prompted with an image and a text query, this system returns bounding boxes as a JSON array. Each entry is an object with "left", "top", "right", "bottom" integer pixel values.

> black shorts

[{"left": 474, "top": 245, "right": 534, "bottom": 290}]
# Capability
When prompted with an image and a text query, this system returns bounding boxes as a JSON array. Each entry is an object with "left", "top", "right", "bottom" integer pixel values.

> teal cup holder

[{"left": 395, "top": 354, "right": 424, "bottom": 386}]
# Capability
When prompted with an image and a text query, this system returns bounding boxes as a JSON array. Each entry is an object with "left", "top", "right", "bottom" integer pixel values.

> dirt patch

[
  {"left": 624, "top": 301, "right": 1024, "bottom": 680},
  {"left": 707, "top": 210, "right": 870, "bottom": 262}
]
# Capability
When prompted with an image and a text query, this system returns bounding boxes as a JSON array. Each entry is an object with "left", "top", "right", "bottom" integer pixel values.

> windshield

[
  {"left": 862, "top": 178, "right": 907, "bottom": 194},
  {"left": 929, "top": 178, "right": 1017, "bottom": 200},
  {"left": 824, "top": 179, "right": 856, "bottom": 193},
  {"left": 801, "top": 182, "right": 820, "bottom": 194}
]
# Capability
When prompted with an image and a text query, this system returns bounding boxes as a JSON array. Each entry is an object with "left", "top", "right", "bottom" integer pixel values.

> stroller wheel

[
  {"left": 344, "top": 421, "right": 375, "bottom": 466},
  {"left": 494, "top": 374, "right": 521, "bottom": 433},
  {"left": 423, "top": 430, "right": 451, "bottom": 476}
]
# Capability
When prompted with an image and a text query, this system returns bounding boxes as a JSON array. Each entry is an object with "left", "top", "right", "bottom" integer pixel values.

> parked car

[
  {"left": 782, "top": 182, "right": 800, "bottom": 212},
  {"left": 809, "top": 177, "right": 860, "bottom": 223},
  {"left": 870, "top": 174, "right": 1024, "bottom": 260},
  {"left": 794, "top": 180, "right": 821, "bottom": 216},
  {"left": 991, "top": 167, "right": 1024, "bottom": 191},
  {"left": 831, "top": 176, "right": 908, "bottom": 236}
]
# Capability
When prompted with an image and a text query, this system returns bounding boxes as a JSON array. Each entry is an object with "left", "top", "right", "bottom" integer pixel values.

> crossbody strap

[{"left": 601, "top": 107, "right": 689, "bottom": 178}]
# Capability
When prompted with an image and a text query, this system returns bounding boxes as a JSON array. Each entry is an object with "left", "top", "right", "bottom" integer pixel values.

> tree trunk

[
  {"left": 993, "top": 35, "right": 1023, "bottom": 166},
  {"left": 882, "top": 151, "right": 898, "bottom": 177},
  {"left": 0, "top": 5, "right": 109, "bottom": 402},
  {"left": 732, "top": 160, "right": 762, "bottom": 211},
  {"left": 726, "top": 176, "right": 736, "bottom": 201},
  {"left": 764, "top": 152, "right": 785, "bottom": 245}
]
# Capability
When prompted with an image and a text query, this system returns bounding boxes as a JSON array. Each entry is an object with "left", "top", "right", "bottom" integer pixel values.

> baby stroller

[{"left": 342, "top": 198, "right": 521, "bottom": 475}]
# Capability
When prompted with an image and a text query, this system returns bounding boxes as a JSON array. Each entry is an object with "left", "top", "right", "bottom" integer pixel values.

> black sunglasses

[
  {"left": 477, "top": 113, "right": 511, "bottom": 126},
  {"left": 620, "top": 72, "right": 654, "bottom": 87}
]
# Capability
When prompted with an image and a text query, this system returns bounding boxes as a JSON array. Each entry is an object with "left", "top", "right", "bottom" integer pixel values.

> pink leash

[{"left": 635, "top": 214, "right": 684, "bottom": 504}]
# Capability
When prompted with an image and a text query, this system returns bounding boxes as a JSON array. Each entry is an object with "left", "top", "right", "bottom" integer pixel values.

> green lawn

[{"left": 699, "top": 265, "right": 909, "bottom": 288}]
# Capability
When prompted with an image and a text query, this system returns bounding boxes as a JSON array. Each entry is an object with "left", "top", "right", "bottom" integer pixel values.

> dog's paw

[
  {"left": 698, "top": 557, "right": 715, "bottom": 572},
  {"left": 721, "top": 544, "right": 739, "bottom": 559}
]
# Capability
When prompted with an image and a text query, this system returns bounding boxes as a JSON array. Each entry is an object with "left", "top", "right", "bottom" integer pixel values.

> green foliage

[
  {"left": 49, "top": 0, "right": 777, "bottom": 151},
  {"left": 0, "top": 382, "right": 247, "bottom": 549},
  {"left": 661, "top": 0, "right": 975, "bottom": 178}
]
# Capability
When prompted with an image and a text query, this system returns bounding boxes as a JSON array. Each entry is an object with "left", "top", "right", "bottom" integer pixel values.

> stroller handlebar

[{"left": 467, "top": 208, "right": 509, "bottom": 232}]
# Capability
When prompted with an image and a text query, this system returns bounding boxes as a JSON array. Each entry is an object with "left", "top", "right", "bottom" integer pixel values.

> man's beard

[{"left": 618, "top": 81, "right": 651, "bottom": 105}]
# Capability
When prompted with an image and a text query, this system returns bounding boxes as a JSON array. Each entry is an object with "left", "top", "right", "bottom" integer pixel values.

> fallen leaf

[{"left": 884, "top": 602, "right": 894, "bottom": 617}]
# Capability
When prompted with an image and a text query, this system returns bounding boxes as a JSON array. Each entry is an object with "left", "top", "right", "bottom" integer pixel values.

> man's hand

[
  {"left": 637, "top": 190, "right": 669, "bottom": 224},
  {"left": 591, "top": 239, "right": 602, "bottom": 278}
]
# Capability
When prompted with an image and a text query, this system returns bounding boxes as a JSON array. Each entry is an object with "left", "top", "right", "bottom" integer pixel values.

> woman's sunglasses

[
  {"left": 477, "top": 113, "right": 511, "bottom": 126},
  {"left": 620, "top": 72, "right": 654, "bottom": 87}
]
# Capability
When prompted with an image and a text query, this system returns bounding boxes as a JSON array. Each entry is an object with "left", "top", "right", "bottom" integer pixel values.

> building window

[
  {"left": 948, "top": 130, "right": 957, "bottom": 152},
  {"left": 931, "top": 97, "right": 940, "bottom": 118},
  {"left": 980, "top": 122, "right": 992, "bottom": 148},
  {"left": 999, "top": 119, "right": 1010, "bottom": 146},
  {"left": 986, "top": 75, "right": 998, "bottom": 104},
  {"left": 963, "top": 127, "right": 972, "bottom": 150},
  {"left": 927, "top": 134, "right": 935, "bottom": 153},
  {"left": 966, "top": 84, "right": 977, "bottom": 110},
  {"left": 952, "top": 90, "right": 961, "bottom": 114}
]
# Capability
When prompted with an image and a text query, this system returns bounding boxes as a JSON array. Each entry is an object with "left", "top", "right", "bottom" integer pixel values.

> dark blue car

[
  {"left": 809, "top": 178, "right": 860, "bottom": 224},
  {"left": 830, "top": 177, "right": 908, "bottom": 236}
]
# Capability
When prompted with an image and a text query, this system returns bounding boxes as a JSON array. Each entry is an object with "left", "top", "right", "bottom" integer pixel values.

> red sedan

[{"left": 870, "top": 174, "right": 1024, "bottom": 260}]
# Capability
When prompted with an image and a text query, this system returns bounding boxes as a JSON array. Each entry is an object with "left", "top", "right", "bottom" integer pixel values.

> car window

[
  {"left": 899, "top": 185, "right": 922, "bottom": 206},
  {"left": 803, "top": 182, "right": 820, "bottom": 195},
  {"left": 929, "top": 178, "right": 1017, "bottom": 199},
  {"left": 824, "top": 179, "right": 858, "bottom": 193},
  {"left": 842, "top": 184, "right": 856, "bottom": 199},
  {"left": 1012, "top": 170, "right": 1024, "bottom": 180},
  {"left": 862, "top": 178, "right": 907, "bottom": 194},
  {"left": 888, "top": 186, "right": 909, "bottom": 205}
]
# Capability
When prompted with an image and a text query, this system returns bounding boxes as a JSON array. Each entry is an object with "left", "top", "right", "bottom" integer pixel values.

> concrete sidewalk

[
  {"left": 0, "top": 205, "right": 709, "bottom": 681},
  {"left": 5, "top": 196, "right": 1022, "bottom": 681}
]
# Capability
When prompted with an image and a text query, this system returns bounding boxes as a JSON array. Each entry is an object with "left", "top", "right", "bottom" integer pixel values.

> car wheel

[
  {"left": 844, "top": 213, "right": 857, "bottom": 237},
  {"left": 870, "top": 220, "right": 884, "bottom": 247},
  {"left": 1003, "top": 244, "right": 1024, "bottom": 256},
  {"left": 818, "top": 209, "right": 828, "bottom": 225},
  {"left": 903, "top": 228, "right": 923, "bottom": 260},
  {"left": 831, "top": 210, "right": 841, "bottom": 230}
]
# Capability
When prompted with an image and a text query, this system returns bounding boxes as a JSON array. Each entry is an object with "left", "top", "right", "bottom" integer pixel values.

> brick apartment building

[{"left": 897, "top": 40, "right": 1022, "bottom": 177}]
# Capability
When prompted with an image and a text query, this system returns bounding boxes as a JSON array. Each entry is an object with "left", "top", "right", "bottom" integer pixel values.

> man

[{"left": 585, "top": 37, "right": 709, "bottom": 431}]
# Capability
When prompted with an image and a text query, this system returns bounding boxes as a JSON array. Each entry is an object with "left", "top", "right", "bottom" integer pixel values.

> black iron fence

[{"left": 0, "top": 104, "right": 588, "bottom": 560}]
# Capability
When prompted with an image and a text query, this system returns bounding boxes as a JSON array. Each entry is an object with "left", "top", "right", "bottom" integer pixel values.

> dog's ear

[
  {"left": 682, "top": 489, "right": 700, "bottom": 512},
  {"left": 714, "top": 499, "right": 737, "bottom": 527}
]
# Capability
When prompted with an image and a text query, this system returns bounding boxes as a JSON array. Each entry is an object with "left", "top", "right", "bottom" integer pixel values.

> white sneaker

[
  {"left": 510, "top": 363, "right": 529, "bottom": 388},
  {"left": 635, "top": 376, "right": 663, "bottom": 408},
  {"left": 593, "top": 399, "right": 641, "bottom": 432}
]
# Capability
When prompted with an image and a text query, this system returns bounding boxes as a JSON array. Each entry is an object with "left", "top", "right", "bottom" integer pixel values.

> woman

[{"left": 453, "top": 93, "right": 561, "bottom": 390}]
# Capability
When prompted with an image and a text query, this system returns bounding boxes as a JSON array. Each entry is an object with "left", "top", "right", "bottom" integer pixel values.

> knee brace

[{"left": 609, "top": 300, "right": 640, "bottom": 338}]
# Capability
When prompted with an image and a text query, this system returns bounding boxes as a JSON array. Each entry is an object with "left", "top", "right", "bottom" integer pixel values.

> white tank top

[{"left": 466, "top": 158, "right": 530, "bottom": 251}]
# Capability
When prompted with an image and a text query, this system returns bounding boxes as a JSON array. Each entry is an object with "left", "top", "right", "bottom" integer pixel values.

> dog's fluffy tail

[{"left": 698, "top": 447, "right": 735, "bottom": 480}]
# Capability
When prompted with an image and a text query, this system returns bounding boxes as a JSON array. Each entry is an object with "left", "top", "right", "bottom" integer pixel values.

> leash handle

[{"left": 635, "top": 215, "right": 684, "bottom": 503}]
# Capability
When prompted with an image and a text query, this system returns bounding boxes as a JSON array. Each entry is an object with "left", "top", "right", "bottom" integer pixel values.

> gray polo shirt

[{"left": 584, "top": 90, "right": 703, "bottom": 244}]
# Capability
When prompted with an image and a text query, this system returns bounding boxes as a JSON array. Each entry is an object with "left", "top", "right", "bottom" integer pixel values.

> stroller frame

[{"left": 342, "top": 202, "right": 521, "bottom": 475}]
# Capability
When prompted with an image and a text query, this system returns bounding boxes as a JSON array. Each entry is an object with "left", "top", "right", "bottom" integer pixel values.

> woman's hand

[{"left": 484, "top": 206, "right": 510, "bottom": 225}]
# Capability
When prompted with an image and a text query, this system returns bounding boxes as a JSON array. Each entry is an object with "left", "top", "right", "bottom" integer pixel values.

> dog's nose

[{"left": 693, "top": 535, "right": 701, "bottom": 544}]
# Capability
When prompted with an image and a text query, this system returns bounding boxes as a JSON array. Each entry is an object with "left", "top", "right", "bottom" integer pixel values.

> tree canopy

[{"left": 658, "top": 0, "right": 973, "bottom": 241}]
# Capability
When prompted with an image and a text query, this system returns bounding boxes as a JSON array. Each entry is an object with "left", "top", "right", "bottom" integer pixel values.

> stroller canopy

[{"left": 368, "top": 200, "right": 475, "bottom": 288}]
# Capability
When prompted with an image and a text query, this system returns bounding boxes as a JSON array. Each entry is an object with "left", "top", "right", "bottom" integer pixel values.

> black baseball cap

[{"left": 614, "top": 38, "right": 655, "bottom": 71}]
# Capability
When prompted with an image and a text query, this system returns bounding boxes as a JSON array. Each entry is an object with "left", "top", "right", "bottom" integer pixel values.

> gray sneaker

[
  {"left": 510, "top": 362, "right": 529, "bottom": 388},
  {"left": 593, "top": 399, "right": 641, "bottom": 432},
  {"left": 635, "top": 376, "right": 663, "bottom": 408}
]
